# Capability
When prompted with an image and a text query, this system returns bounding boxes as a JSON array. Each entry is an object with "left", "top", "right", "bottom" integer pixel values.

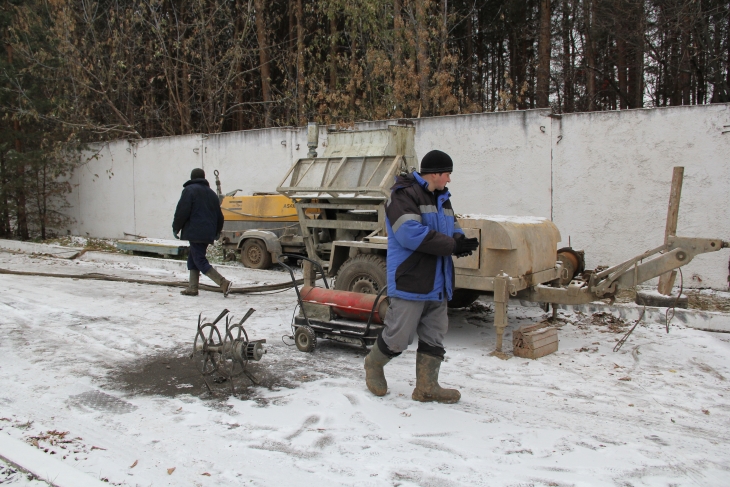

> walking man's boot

[
  {"left": 364, "top": 342, "right": 391, "bottom": 396},
  {"left": 412, "top": 352, "right": 461, "bottom": 404},
  {"left": 180, "top": 270, "right": 200, "bottom": 296},
  {"left": 204, "top": 267, "right": 233, "bottom": 297}
]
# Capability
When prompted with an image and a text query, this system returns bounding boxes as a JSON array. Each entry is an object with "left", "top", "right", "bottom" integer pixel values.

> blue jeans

[{"left": 187, "top": 242, "right": 212, "bottom": 274}]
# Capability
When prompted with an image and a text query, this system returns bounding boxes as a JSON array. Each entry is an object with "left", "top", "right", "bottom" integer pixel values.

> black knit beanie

[
  {"left": 420, "top": 150, "right": 453, "bottom": 174},
  {"left": 190, "top": 168, "right": 205, "bottom": 180}
]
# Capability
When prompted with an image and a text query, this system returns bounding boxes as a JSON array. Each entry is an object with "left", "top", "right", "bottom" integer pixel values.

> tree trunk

[
  {"left": 0, "top": 152, "right": 9, "bottom": 238},
  {"left": 394, "top": 0, "right": 402, "bottom": 68},
  {"left": 415, "top": 0, "right": 430, "bottom": 116},
  {"left": 536, "top": 0, "right": 551, "bottom": 108},
  {"left": 583, "top": 0, "right": 596, "bottom": 111},
  {"left": 14, "top": 121, "right": 28, "bottom": 240},
  {"left": 329, "top": 14, "right": 337, "bottom": 91},
  {"left": 561, "top": 0, "right": 573, "bottom": 112},
  {"left": 254, "top": 0, "right": 272, "bottom": 127},
  {"left": 466, "top": 11, "right": 473, "bottom": 104},
  {"left": 617, "top": 34, "right": 628, "bottom": 109},
  {"left": 627, "top": 1, "right": 644, "bottom": 108},
  {"left": 296, "top": 0, "right": 305, "bottom": 124}
]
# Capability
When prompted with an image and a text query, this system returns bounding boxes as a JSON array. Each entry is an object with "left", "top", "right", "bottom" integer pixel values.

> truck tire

[
  {"left": 447, "top": 289, "right": 482, "bottom": 308},
  {"left": 334, "top": 254, "right": 387, "bottom": 295},
  {"left": 240, "top": 239, "right": 272, "bottom": 269}
]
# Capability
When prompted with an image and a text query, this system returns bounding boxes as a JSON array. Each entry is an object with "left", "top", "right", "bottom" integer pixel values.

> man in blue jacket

[
  {"left": 173, "top": 168, "right": 233, "bottom": 297},
  {"left": 364, "top": 150, "right": 478, "bottom": 403}
]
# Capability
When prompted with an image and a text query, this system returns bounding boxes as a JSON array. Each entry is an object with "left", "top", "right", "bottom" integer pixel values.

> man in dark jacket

[
  {"left": 173, "top": 168, "right": 232, "bottom": 297},
  {"left": 364, "top": 150, "right": 478, "bottom": 403}
]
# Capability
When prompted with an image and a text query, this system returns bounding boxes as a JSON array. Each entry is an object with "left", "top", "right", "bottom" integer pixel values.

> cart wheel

[{"left": 294, "top": 325, "right": 317, "bottom": 353}]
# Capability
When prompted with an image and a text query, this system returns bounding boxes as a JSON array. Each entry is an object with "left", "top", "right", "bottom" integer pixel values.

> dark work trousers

[
  {"left": 187, "top": 242, "right": 212, "bottom": 274},
  {"left": 381, "top": 297, "right": 448, "bottom": 354}
]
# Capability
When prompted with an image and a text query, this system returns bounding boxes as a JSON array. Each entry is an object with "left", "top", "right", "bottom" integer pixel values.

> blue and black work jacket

[
  {"left": 385, "top": 172, "right": 464, "bottom": 301},
  {"left": 172, "top": 178, "right": 224, "bottom": 244}
]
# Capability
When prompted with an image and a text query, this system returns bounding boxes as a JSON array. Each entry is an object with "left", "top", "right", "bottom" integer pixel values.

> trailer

[{"left": 275, "top": 123, "right": 728, "bottom": 357}]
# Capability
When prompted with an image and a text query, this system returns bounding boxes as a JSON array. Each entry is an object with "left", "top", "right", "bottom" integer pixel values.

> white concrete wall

[
  {"left": 63, "top": 104, "right": 730, "bottom": 288},
  {"left": 552, "top": 104, "right": 730, "bottom": 288},
  {"left": 67, "top": 140, "right": 135, "bottom": 238},
  {"left": 413, "top": 109, "right": 553, "bottom": 218}
]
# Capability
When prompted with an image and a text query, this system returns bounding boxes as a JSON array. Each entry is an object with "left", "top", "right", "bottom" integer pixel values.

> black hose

[{"left": 0, "top": 267, "right": 302, "bottom": 294}]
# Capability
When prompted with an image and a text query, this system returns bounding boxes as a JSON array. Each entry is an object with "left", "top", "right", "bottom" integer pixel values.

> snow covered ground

[{"left": 0, "top": 249, "right": 729, "bottom": 486}]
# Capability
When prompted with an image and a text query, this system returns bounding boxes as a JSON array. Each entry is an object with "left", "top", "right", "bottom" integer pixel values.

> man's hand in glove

[
  {"left": 173, "top": 231, "right": 180, "bottom": 240},
  {"left": 452, "top": 233, "right": 479, "bottom": 257}
]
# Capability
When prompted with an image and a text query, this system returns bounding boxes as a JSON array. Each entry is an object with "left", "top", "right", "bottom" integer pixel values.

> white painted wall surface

[
  {"left": 202, "top": 128, "right": 298, "bottom": 199},
  {"left": 63, "top": 104, "right": 730, "bottom": 288},
  {"left": 552, "top": 104, "right": 730, "bottom": 288},
  {"left": 133, "top": 134, "right": 203, "bottom": 239},
  {"left": 68, "top": 140, "right": 135, "bottom": 238},
  {"left": 412, "top": 109, "right": 553, "bottom": 218}
]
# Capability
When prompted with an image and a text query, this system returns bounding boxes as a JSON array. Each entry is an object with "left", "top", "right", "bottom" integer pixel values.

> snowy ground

[{"left": 0, "top": 249, "right": 729, "bottom": 486}]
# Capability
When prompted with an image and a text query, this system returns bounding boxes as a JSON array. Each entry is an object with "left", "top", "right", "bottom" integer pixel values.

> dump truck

[{"left": 276, "top": 122, "right": 729, "bottom": 356}]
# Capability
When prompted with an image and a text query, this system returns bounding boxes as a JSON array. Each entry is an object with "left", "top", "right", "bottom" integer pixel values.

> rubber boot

[
  {"left": 180, "top": 270, "right": 200, "bottom": 296},
  {"left": 204, "top": 267, "right": 233, "bottom": 297},
  {"left": 412, "top": 352, "right": 461, "bottom": 404},
  {"left": 364, "top": 342, "right": 391, "bottom": 396}
]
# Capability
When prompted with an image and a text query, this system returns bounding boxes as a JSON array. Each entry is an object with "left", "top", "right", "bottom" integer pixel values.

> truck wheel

[
  {"left": 241, "top": 239, "right": 272, "bottom": 269},
  {"left": 448, "top": 289, "right": 482, "bottom": 308},
  {"left": 334, "top": 254, "right": 387, "bottom": 295},
  {"left": 295, "top": 325, "right": 317, "bottom": 352}
]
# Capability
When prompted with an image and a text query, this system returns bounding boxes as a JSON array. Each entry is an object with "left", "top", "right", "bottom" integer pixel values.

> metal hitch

[{"left": 191, "top": 308, "right": 266, "bottom": 390}]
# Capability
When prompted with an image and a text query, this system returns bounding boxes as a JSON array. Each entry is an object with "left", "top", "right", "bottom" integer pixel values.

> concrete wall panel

[
  {"left": 69, "top": 140, "right": 135, "bottom": 238},
  {"left": 552, "top": 104, "right": 730, "bottom": 288},
  {"left": 62, "top": 103, "right": 730, "bottom": 288},
  {"left": 202, "top": 128, "right": 298, "bottom": 198},
  {"left": 413, "top": 109, "right": 553, "bottom": 218},
  {"left": 132, "top": 135, "right": 202, "bottom": 239}
]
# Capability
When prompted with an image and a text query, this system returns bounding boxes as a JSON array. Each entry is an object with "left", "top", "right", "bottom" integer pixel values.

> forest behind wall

[{"left": 1, "top": 0, "right": 729, "bottom": 239}]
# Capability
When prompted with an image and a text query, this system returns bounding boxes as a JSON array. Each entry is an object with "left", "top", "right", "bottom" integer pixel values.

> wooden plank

[
  {"left": 523, "top": 332, "right": 558, "bottom": 350},
  {"left": 513, "top": 323, "right": 558, "bottom": 359},
  {"left": 658, "top": 167, "right": 684, "bottom": 295}
]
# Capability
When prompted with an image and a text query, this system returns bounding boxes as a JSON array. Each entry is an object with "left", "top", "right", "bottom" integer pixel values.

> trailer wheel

[
  {"left": 295, "top": 325, "right": 317, "bottom": 353},
  {"left": 241, "top": 239, "right": 272, "bottom": 269},
  {"left": 334, "top": 254, "right": 387, "bottom": 295},
  {"left": 447, "top": 289, "right": 482, "bottom": 308}
]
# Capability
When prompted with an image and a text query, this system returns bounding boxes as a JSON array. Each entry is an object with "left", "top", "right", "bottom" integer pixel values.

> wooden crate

[{"left": 512, "top": 322, "right": 558, "bottom": 359}]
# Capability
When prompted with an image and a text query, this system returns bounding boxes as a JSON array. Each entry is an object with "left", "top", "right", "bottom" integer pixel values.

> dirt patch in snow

[{"left": 106, "top": 341, "right": 366, "bottom": 402}]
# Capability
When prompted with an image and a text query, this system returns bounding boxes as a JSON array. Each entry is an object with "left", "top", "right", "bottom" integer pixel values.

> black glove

[
  {"left": 173, "top": 231, "right": 180, "bottom": 240},
  {"left": 453, "top": 234, "right": 479, "bottom": 257}
]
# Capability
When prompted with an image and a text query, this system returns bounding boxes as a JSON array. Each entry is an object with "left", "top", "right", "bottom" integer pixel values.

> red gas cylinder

[{"left": 299, "top": 286, "right": 388, "bottom": 324}]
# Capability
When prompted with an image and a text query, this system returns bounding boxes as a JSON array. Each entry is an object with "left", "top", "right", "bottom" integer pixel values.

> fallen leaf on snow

[
  {"left": 702, "top": 409, "right": 710, "bottom": 415},
  {"left": 202, "top": 472, "right": 211, "bottom": 476},
  {"left": 618, "top": 377, "right": 631, "bottom": 381},
  {"left": 167, "top": 467, "right": 176, "bottom": 475},
  {"left": 90, "top": 446, "right": 106, "bottom": 451},
  {"left": 129, "top": 460, "right": 138, "bottom": 468}
]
